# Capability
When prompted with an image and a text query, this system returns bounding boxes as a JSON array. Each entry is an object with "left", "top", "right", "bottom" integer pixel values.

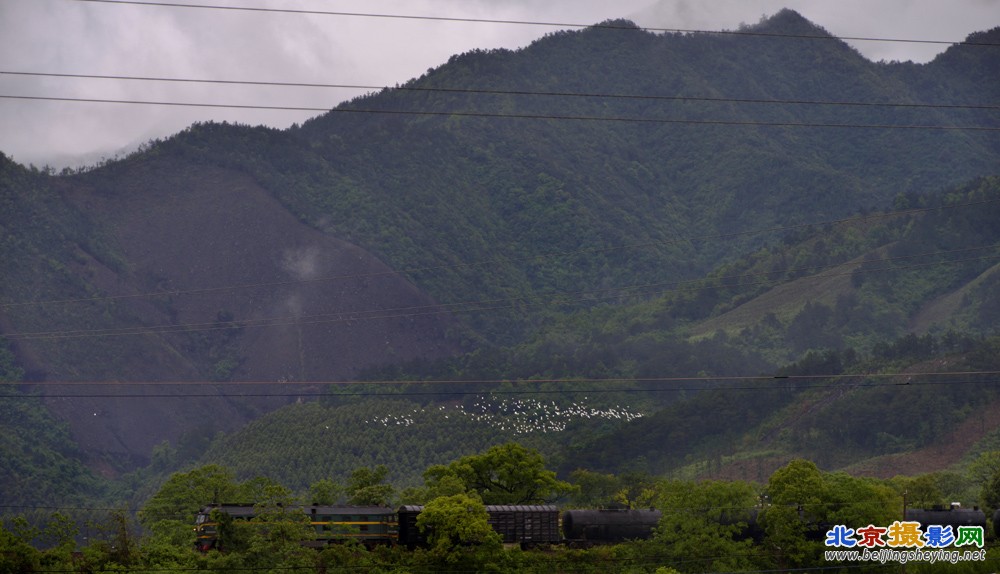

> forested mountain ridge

[
  {"left": 1, "top": 9, "right": 998, "bottom": 505},
  {"left": 153, "top": 11, "right": 1000, "bottom": 344}
]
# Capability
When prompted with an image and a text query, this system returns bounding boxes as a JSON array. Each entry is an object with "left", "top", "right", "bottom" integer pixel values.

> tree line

[{"left": 6, "top": 442, "right": 1000, "bottom": 573}]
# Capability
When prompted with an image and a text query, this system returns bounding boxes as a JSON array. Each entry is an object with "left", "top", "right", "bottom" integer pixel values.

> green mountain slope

[
  {"left": 0, "top": 10, "right": 998, "bottom": 497},
  {"left": 536, "top": 176, "right": 1000, "bottom": 478},
  {"left": 191, "top": 177, "right": 1000, "bottom": 487}
]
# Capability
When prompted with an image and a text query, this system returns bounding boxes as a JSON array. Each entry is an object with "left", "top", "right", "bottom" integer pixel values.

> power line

[
  {"left": 4, "top": 376, "right": 1000, "bottom": 399},
  {"left": 3, "top": 94, "right": 998, "bottom": 131},
  {"left": 0, "top": 93, "right": 326, "bottom": 113},
  {"left": 14, "top": 369, "right": 1000, "bottom": 386},
  {"left": 4, "top": 70, "right": 998, "bottom": 111},
  {"left": 66, "top": 0, "right": 1000, "bottom": 47}
]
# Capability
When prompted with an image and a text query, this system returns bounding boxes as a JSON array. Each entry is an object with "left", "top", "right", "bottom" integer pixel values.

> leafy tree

[
  {"left": 149, "top": 440, "right": 178, "bottom": 472},
  {"left": 756, "top": 461, "right": 901, "bottom": 570},
  {"left": 139, "top": 464, "right": 240, "bottom": 545},
  {"left": 980, "top": 468, "right": 1000, "bottom": 514},
  {"left": 423, "top": 442, "right": 572, "bottom": 504},
  {"left": 968, "top": 450, "right": 1000, "bottom": 487},
  {"left": 568, "top": 469, "right": 620, "bottom": 507},
  {"left": 78, "top": 510, "right": 141, "bottom": 571},
  {"left": 345, "top": 465, "right": 395, "bottom": 506},
  {"left": 643, "top": 479, "right": 761, "bottom": 573},
  {"left": 767, "top": 460, "right": 824, "bottom": 511},
  {"left": 614, "top": 470, "right": 657, "bottom": 509},
  {"left": 237, "top": 476, "right": 297, "bottom": 507},
  {"left": 40, "top": 512, "right": 79, "bottom": 565},
  {"left": 823, "top": 472, "right": 898, "bottom": 527},
  {"left": 898, "top": 473, "right": 945, "bottom": 508},
  {"left": 308, "top": 478, "right": 342, "bottom": 504},
  {"left": 761, "top": 460, "right": 825, "bottom": 569},
  {"left": 210, "top": 506, "right": 315, "bottom": 570},
  {"left": 415, "top": 493, "right": 502, "bottom": 565},
  {"left": 399, "top": 473, "right": 467, "bottom": 505},
  {"left": 0, "top": 519, "right": 41, "bottom": 573}
]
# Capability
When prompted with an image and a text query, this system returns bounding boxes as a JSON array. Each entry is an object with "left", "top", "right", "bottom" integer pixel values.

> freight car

[
  {"left": 904, "top": 504, "right": 987, "bottom": 531},
  {"left": 562, "top": 508, "right": 662, "bottom": 544}
]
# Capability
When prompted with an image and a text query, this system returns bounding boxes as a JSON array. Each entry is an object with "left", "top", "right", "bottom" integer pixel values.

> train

[
  {"left": 193, "top": 502, "right": 991, "bottom": 551},
  {"left": 195, "top": 504, "right": 398, "bottom": 551},
  {"left": 905, "top": 505, "right": 987, "bottom": 530},
  {"left": 194, "top": 503, "right": 663, "bottom": 550}
]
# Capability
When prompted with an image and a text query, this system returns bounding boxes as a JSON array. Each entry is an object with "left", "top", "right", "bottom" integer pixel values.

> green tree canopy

[
  {"left": 415, "top": 493, "right": 502, "bottom": 564},
  {"left": 894, "top": 473, "right": 944, "bottom": 509},
  {"left": 759, "top": 459, "right": 900, "bottom": 570},
  {"left": 345, "top": 465, "right": 395, "bottom": 506},
  {"left": 238, "top": 476, "right": 297, "bottom": 508},
  {"left": 308, "top": 478, "right": 342, "bottom": 505},
  {"left": 761, "top": 459, "right": 825, "bottom": 569},
  {"left": 423, "top": 442, "right": 572, "bottom": 504},
  {"left": 640, "top": 479, "right": 761, "bottom": 573},
  {"left": 139, "top": 464, "right": 240, "bottom": 530},
  {"left": 980, "top": 468, "right": 1000, "bottom": 514},
  {"left": 399, "top": 473, "right": 467, "bottom": 505},
  {"left": 568, "top": 469, "right": 619, "bottom": 508},
  {"left": 0, "top": 519, "right": 41, "bottom": 573},
  {"left": 969, "top": 451, "right": 1000, "bottom": 488}
]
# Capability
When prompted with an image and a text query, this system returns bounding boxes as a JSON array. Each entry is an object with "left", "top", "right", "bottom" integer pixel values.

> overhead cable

[
  {"left": 4, "top": 375, "right": 1000, "bottom": 399},
  {"left": 15, "top": 369, "right": 1000, "bottom": 386},
  {"left": 2, "top": 94, "right": 999, "bottom": 131},
  {"left": 66, "top": 0, "right": 1000, "bottom": 47},
  {"left": 3, "top": 71, "right": 997, "bottom": 111}
]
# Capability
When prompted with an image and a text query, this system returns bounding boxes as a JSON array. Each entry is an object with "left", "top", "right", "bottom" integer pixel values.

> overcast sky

[{"left": 1, "top": 0, "right": 997, "bottom": 168}]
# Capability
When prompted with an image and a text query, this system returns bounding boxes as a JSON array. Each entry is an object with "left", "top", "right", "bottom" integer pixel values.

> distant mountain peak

[
  {"left": 593, "top": 18, "right": 641, "bottom": 30},
  {"left": 966, "top": 25, "right": 1000, "bottom": 44},
  {"left": 749, "top": 8, "right": 835, "bottom": 38}
]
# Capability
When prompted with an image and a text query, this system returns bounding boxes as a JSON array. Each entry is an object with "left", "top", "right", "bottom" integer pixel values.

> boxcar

[{"left": 486, "top": 505, "right": 561, "bottom": 545}]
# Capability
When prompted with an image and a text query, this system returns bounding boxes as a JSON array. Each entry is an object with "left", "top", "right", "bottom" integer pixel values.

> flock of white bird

[{"left": 363, "top": 396, "right": 644, "bottom": 435}]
